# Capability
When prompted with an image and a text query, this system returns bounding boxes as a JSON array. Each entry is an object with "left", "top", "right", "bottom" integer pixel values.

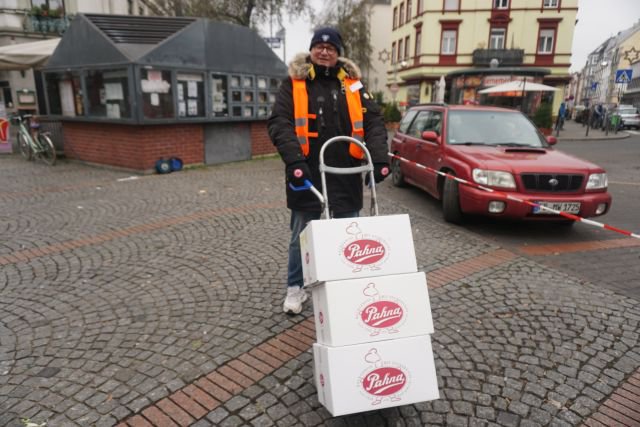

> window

[
  {"left": 211, "top": 74, "right": 228, "bottom": 117},
  {"left": 489, "top": 28, "right": 506, "bottom": 49},
  {"left": 45, "top": 71, "right": 84, "bottom": 117},
  {"left": 177, "top": 73, "right": 205, "bottom": 118},
  {"left": 406, "top": 0, "right": 412, "bottom": 22},
  {"left": 397, "top": 39, "right": 403, "bottom": 62},
  {"left": 415, "top": 27, "right": 422, "bottom": 58},
  {"left": 399, "top": 3, "right": 405, "bottom": 25},
  {"left": 543, "top": 0, "right": 558, "bottom": 7},
  {"left": 393, "top": 7, "right": 398, "bottom": 28},
  {"left": 441, "top": 30, "right": 456, "bottom": 54},
  {"left": 399, "top": 109, "right": 418, "bottom": 133},
  {"left": 86, "top": 69, "right": 131, "bottom": 119},
  {"left": 407, "top": 111, "right": 443, "bottom": 138},
  {"left": 391, "top": 42, "right": 396, "bottom": 64},
  {"left": 493, "top": 0, "right": 508, "bottom": 8},
  {"left": 407, "top": 111, "right": 429, "bottom": 138},
  {"left": 229, "top": 74, "right": 256, "bottom": 118},
  {"left": 141, "top": 69, "right": 173, "bottom": 119},
  {"left": 31, "top": 0, "right": 63, "bottom": 9},
  {"left": 444, "top": 0, "right": 459, "bottom": 10},
  {"left": 417, "top": 0, "right": 423, "bottom": 14},
  {"left": 404, "top": 36, "right": 410, "bottom": 59},
  {"left": 538, "top": 29, "right": 554, "bottom": 53}
]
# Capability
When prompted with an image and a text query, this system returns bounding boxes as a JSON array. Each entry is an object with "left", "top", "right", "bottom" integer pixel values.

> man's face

[{"left": 310, "top": 43, "right": 339, "bottom": 68}]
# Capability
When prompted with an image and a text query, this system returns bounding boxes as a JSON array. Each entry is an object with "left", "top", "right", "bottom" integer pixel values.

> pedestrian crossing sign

[{"left": 615, "top": 69, "right": 632, "bottom": 84}]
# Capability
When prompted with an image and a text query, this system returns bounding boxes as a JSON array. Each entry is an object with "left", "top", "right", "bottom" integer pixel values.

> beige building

[
  {"left": 366, "top": 0, "right": 393, "bottom": 98},
  {"left": 389, "top": 0, "right": 577, "bottom": 113}
]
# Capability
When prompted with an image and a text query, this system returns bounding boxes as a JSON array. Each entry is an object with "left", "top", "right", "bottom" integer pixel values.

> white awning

[
  {"left": 478, "top": 80, "right": 559, "bottom": 94},
  {"left": 0, "top": 38, "right": 60, "bottom": 70}
]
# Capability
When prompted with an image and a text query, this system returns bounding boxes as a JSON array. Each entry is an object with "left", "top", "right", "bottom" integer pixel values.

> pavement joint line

[
  {"left": 118, "top": 249, "right": 519, "bottom": 426},
  {"left": 580, "top": 368, "right": 640, "bottom": 427},
  {"left": 519, "top": 237, "right": 640, "bottom": 256},
  {"left": 0, "top": 200, "right": 283, "bottom": 266}
]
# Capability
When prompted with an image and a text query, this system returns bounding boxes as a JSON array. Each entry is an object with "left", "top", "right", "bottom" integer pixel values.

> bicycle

[{"left": 11, "top": 114, "right": 56, "bottom": 166}]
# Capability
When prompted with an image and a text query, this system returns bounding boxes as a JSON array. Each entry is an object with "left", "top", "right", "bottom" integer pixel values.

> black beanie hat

[{"left": 309, "top": 27, "right": 343, "bottom": 54}]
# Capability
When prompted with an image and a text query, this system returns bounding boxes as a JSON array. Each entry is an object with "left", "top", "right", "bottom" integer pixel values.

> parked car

[
  {"left": 611, "top": 104, "right": 640, "bottom": 130},
  {"left": 389, "top": 104, "right": 612, "bottom": 223}
]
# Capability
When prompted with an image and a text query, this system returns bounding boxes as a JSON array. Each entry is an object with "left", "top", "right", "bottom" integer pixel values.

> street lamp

[{"left": 390, "top": 60, "right": 407, "bottom": 103}]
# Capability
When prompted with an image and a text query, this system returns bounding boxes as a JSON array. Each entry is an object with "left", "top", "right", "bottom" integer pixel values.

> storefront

[
  {"left": 447, "top": 67, "right": 552, "bottom": 115},
  {"left": 41, "top": 14, "right": 287, "bottom": 171}
]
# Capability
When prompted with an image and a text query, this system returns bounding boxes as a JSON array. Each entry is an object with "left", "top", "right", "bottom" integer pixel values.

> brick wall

[
  {"left": 63, "top": 121, "right": 276, "bottom": 171},
  {"left": 63, "top": 122, "right": 204, "bottom": 171},
  {"left": 250, "top": 121, "right": 276, "bottom": 157}
]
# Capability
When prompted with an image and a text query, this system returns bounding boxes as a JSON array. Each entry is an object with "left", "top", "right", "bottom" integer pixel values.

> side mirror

[
  {"left": 546, "top": 135, "right": 557, "bottom": 145},
  {"left": 421, "top": 130, "right": 439, "bottom": 142}
]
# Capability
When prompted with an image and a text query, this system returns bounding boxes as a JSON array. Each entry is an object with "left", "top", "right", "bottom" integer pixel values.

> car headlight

[
  {"left": 472, "top": 169, "right": 516, "bottom": 189},
  {"left": 586, "top": 173, "right": 608, "bottom": 190}
]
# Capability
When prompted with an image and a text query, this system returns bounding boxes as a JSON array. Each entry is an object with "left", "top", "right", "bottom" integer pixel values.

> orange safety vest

[{"left": 292, "top": 77, "right": 365, "bottom": 160}]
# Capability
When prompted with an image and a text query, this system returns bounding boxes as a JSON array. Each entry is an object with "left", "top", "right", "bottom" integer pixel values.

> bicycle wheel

[
  {"left": 37, "top": 134, "right": 56, "bottom": 166},
  {"left": 17, "top": 133, "right": 33, "bottom": 160}
]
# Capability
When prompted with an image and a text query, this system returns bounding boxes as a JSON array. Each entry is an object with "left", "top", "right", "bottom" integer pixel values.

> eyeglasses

[{"left": 312, "top": 44, "right": 338, "bottom": 55}]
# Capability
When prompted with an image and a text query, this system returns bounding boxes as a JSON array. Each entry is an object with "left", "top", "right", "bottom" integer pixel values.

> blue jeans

[{"left": 287, "top": 209, "right": 359, "bottom": 288}]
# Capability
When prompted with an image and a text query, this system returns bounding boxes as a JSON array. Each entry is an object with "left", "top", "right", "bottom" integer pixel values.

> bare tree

[
  {"left": 156, "top": 0, "right": 310, "bottom": 28},
  {"left": 314, "top": 0, "right": 373, "bottom": 77}
]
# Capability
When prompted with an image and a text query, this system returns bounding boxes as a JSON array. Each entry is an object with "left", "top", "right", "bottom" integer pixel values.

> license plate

[{"left": 532, "top": 201, "right": 581, "bottom": 215}]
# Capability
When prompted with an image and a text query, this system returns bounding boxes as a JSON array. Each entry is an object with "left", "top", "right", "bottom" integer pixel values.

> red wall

[
  {"left": 63, "top": 121, "right": 276, "bottom": 171},
  {"left": 250, "top": 121, "right": 274, "bottom": 156}
]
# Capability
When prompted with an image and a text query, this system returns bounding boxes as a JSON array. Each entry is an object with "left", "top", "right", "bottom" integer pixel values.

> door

[
  {"left": 414, "top": 110, "right": 443, "bottom": 196},
  {"left": 204, "top": 123, "right": 252, "bottom": 165}
]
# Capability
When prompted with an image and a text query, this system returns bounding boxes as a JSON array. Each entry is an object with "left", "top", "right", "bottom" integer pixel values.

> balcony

[
  {"left": 24, "top": 15, "right": 71, "bottom": 35},
  {"left": 472, "top": 49, "right": 524, "bottom": 67}
]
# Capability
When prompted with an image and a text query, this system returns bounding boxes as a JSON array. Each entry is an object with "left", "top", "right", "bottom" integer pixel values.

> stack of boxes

[{"left": 300, "top": 214, "right": 439, "bottom": 417}]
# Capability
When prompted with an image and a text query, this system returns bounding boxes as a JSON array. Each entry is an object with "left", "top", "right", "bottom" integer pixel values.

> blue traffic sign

[
  {"left": 591, "top": 82, "right": 598, "bottom": 91},
  {"left": 615, "top": 69, "right": 633, "bottom": 84}
]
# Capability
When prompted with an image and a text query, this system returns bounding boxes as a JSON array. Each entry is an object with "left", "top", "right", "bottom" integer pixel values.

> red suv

[{"left": 389, "top": 104, "right": 612, "bottom": 223}]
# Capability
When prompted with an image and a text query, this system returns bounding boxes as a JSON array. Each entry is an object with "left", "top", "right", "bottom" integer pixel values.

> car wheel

[
  {"left": 391, "top": 157, "right": 406, "bottom": 187},
  {"left": 442, "top": 176, "right": 463, "bottom": 224}
]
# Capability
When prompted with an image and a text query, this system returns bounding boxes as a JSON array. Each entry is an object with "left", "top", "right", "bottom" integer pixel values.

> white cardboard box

[
  {"left": 311, "top": 272, "right": 433, "bottom": 347},
  {"left": 300, "top": 214, "right": 417, "bottom": 286},
  {"left": 313, "top": 335, "right": 439, "bottom": 416}
]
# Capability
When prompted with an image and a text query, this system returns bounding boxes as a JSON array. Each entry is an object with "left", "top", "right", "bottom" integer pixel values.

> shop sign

[{"left": 482, "top": 75, "right": 523, "bottom": 87}]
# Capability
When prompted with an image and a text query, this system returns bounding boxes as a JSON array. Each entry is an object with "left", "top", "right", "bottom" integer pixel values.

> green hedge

[{"left": 533, "top": 102, "right": 553, "bottom": 129}]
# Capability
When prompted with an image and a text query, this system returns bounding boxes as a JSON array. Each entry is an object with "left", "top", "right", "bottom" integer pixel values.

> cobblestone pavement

[{"left": 1, "top": 155, "right": 639, "bottom": 427}]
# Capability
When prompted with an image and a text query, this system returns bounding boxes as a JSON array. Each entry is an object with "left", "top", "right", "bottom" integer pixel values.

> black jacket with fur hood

[{"left": 268, "top": 53, "right": 388, "bottom": 213}]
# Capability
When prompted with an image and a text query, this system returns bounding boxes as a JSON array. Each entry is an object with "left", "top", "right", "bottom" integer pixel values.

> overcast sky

[{"left": 266, "top": 0, "right": 640, "bottom": 73}]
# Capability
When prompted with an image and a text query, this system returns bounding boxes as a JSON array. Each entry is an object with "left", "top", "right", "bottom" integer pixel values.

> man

[{"left": 268, "top": 27, "right": 390, "bottom": 314}]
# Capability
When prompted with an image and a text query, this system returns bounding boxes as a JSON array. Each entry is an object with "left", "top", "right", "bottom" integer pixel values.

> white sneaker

[{"left": 283, "top": 286, "right": 308, "bottom": 314}]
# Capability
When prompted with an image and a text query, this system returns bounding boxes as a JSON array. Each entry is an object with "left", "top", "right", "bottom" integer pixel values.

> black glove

[
  {"left": 286, "top": 161, "right": 312, "bottom": 187},
  {"left": 365, "top": 162, "right": 391, "bottom": 185}
]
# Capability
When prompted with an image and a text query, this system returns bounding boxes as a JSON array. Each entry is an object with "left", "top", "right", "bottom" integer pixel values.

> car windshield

[
  {"left": 618, "top": 109, "right": 637, "bottom": 115},
  {"left": 447, "top": 110, "right": 546, "bottom": 147}
]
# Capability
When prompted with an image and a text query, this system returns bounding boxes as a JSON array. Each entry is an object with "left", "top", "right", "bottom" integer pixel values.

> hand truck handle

[
  {"left": 318, "top": 136, "right": 378, "bottom": 218},
  {"left": 288, "top": 179, "right": 326, "bottom": 209}
]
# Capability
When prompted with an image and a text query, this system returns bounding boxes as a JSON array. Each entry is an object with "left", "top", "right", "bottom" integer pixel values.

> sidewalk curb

[{"left": 558, "top": 132, "right": 631, "bottom": 142}]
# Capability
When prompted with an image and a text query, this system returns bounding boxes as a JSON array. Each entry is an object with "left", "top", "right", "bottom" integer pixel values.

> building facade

[
  {"left": 577, "top": 20, "right": 640, "bottom": 109},
  {"left": 366, "top": 0, "right": 393, "bottom": 99},
  {"left": 0, "top": 0, "right": 164, "bottom": 118},
  {"left": 388, "top": 0, "right": 577, "bottom": 113}
]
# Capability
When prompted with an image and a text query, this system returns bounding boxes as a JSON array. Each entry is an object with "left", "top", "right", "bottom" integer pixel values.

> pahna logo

[
  {"left": 363, "top": 367, "right": 407, "bottom": 396},
  {"left": 358, "top": 349, "right": 410, "bottom": 405},
  {"left": 340, "top": 222, "right": 389, "bottom": 271},
  {"left": 343, "top": 239, "right": 385, "bottom": 265},
  {"left": 358, "top": 283, "right": 407, "bottom": 335},
  {"left": 361, "top": 301, "right": 403, "bottom": 328}
]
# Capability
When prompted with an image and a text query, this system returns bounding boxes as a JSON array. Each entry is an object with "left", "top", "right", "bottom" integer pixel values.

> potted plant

[
  {"left": 533, "top": 102, "right": 553, "bottom": 135},
  {"left": 384, "top": 102, "right": 402, "bottom": 131}
]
